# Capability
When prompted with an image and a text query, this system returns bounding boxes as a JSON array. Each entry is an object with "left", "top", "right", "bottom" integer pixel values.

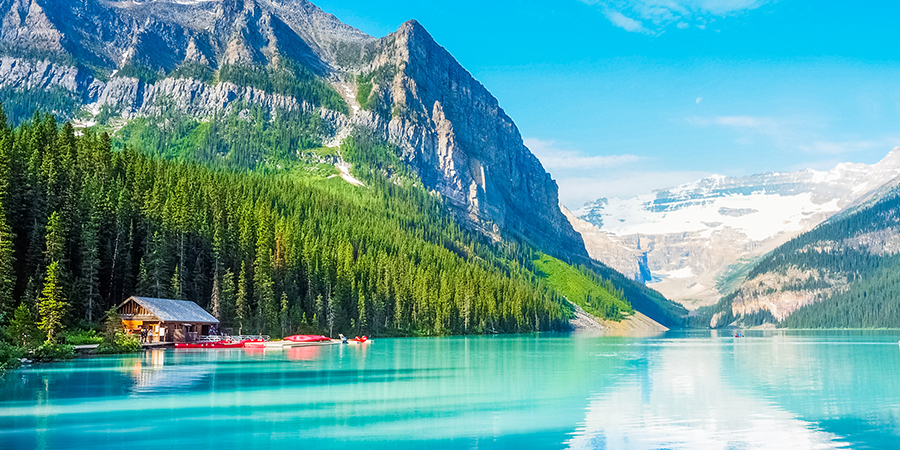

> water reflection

[
  {"left": 128, "top": 349, "right": 215, "bottom": 395},
  {"left": 566, "top": 334, "right": 855, "bottom": 449},
  {"left": 2, "top": 333, "right": 899, "bottom": 449},
  {"left": 286, "top": 345, "right": 322, "bottom": 361}
]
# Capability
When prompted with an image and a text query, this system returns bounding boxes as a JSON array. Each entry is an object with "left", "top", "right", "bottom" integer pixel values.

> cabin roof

[{"left": 120, "top": 296, "right": 219, "bottom": 324}]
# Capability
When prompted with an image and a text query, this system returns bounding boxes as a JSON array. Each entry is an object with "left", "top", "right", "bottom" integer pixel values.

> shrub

[
  {"left": 30, "top": 343, "right": 75, "bottom": 362},
  {"left": 0, "top": 341, "right": 24, "bottom": 373},
  {"left": 64, "top": 329, "right": 103, "bottom": 345},
  {"left": 95, "top": 332, "right": 142, "bottom": 354}
]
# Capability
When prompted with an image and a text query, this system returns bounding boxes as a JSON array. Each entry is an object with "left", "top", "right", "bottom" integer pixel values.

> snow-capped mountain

[{"left": 571, "top": 148, "right": 900, "bottom": 307}]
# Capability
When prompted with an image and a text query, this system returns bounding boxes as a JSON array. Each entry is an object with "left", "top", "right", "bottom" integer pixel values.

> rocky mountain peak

[
  {"left": 0, "top": 0, "right": 590, "bottom": 262},
  {"left": 346, "top": 15, "right": 587, "bottom": 259}
]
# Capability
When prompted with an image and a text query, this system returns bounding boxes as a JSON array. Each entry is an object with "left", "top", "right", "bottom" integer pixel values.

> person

[
  {"left": 339, "top": 333, "right": 348, "bottom": 344},
  {"left": 140, "top": 328, "right": 147, "bottom": 343},
  {"left": 147, "top": 329, "right": 154, "bottom": 343}
]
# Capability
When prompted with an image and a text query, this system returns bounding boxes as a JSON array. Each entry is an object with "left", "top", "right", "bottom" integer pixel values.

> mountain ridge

[
  {"left": 571, "top": 148, "right": 900, "bottom": 309},
  {"left": 0, "top": 0, "right": 590, "bottom": 263}
]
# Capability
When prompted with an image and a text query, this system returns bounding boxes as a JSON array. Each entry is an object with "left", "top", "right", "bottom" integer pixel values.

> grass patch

[
  {"left": 355, "top": 65, "right": 396, "bottom": 117},
  {"left": 356, "top": 80, "right": 374, "bottom": 110},
  {"left": 532, "top": 253, "right": 633, "bottom": 321},
  {"left": 64, "top": 329, "right": 103, "bottom": 345}
]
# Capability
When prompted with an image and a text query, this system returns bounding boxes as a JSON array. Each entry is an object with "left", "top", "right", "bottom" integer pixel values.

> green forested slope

[
  {"left": 700, "top": 189, "right": 900, "bottom": 329},
  {"left": 780, "top": 254, "right": 900, "bottom": 328},
  {"left": 532, "top": 254, "right": 633, "bottom": 321},
  {"left": 110, "top": 103, "right": 686, "bottom": 328},
  {"left": 0, "top": 107, "right": 664, "bottom": 340},
  {"left": 113, "top": 103, "right": 330, "bottom": 170}
]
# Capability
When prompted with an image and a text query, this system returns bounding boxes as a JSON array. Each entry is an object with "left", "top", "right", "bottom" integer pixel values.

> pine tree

[
  {"left": 280, "top": 292, "right": 289, "bottom": 337},
  {"left": 79, "top": 195, "right": 101, "bottom": 323},
  {"left": 326, "top": 287, "right": 334, "bottom": 338},
  {"left": 170, "top": 265, "right": 182, "bottom": 299},
  {"left": 0, "top": 124, "right": 15, "bottom": 321},
  {"left": 143, "top": 231, "right": 168, "bottom": 298},
  {"left": 8, "top": 302, "right": 39, "bottom": 349},
  {"left": 220, "top": 268, "right": 236, "bottom": 329},
  {"left": 235, "top": 262, "right": 249, "bottom": 335},
  {"left": 357, "top": 288, "right": 367, "bottom": 335},
  {"left": 0, "top": 197, "right": 15, "bottom": 321},
  {"left": 37, "top": 261, "right": 67, "bottom": 344},
  {"left": 255, "top": 274, "right": 277, "bottom": 336},
  {"left": 44, "top": 211, "right": 64, "bottom": 267},
  {"left": 254, "top": 206, "right": 277, "bottom": 335},
  {"left": 136, "top": 257, "right": 151, "bottom": 296},
  {"left": 209, "top": 270, "right": 221, "bottom": 320},
  {"left": 315, "top": 293, "right": 324, "bottom": 328}
]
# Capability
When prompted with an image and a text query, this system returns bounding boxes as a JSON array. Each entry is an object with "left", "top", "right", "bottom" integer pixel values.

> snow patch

[
  {"left": 588, "top": 192, "right": 840, "bottom": 241},
  {"left": 339, "top": 83, "right": 359, "bottom": 115},
  {"left": 335, "top": 162, "right": 365, "bottom": 187},
  {"left": 578, "top": 150, "right": 900, "bottom": 242},
  {"left": 659, "top": 267, "right": 693, "bottom": 279}
]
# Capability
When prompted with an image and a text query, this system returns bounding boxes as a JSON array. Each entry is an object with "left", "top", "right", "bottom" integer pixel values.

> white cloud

[
  {"left": 687, "top": 115, "right": 900, "bottom": 156},
  {"left": 524, "top": 138, "right": 641, "bottom": 170},
  {"left": 580, "top": 0, "right": 773, "bottom": 33},
  {"left": 524, "top": 138, "right": 663, "bottom": 207},
  {"left": 799, "top": 139, "right": 900, "bottom": 155},
  {"left": 603, "top": 10, "right": 646, "bottom": 33},
  {"left": 711, "top": 115, "right": 769, "bottom": 128},
  {"left": 694, "top": 0, "right": 768, "bottom": 15},
  {"left": 686, "top": 115, "right": 790, "bottom": 143}
]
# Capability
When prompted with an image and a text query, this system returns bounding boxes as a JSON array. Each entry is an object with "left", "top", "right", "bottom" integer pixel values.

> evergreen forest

[
  {"left": 0, "top": 104, "right": 655, "bottom": 351},
  {"left": 693, "top": 189, "right": 900, "bottom": 329}
]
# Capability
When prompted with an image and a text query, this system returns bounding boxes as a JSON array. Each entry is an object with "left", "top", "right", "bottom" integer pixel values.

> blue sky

[{"left": 314, "top": 0, "right": 900, "bottom": 207}]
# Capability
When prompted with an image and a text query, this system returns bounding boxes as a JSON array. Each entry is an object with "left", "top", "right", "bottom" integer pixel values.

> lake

[{"left": 1, "top": 330, "right": 899, "bottom": 449}]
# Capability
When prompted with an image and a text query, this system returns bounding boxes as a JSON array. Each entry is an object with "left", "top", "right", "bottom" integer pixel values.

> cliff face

[
  {"left": 0, "top": 0, "right": 588, "bottom": 260},
  {"left": 354, "top": 21, "right": 587, "bottom": 257}
]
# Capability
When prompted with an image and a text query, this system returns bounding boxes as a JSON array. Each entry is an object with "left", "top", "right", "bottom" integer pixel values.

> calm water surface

[{"left": 2, "top": 330, "right": 900, "bottom": 449}]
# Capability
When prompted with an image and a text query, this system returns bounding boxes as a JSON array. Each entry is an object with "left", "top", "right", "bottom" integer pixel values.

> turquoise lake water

[{"left": 2, "top": 330, "right": 900, "bottom": 449}]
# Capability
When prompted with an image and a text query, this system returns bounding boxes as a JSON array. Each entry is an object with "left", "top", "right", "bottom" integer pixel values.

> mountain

[
  {"left": 0, "top": 111, "right": 592, "bottom": 337},
  {"left": 696, "top": 181, "right": 900, "bottom": 328},
  {"left": 0, "top": 0, "right": 689, "bottom": 330},
  {"left": 571, "top": 149, "right": 900, "bottom": 309},
  {"left": 0, "top": 0, "right": 587, "bottom": 261}
]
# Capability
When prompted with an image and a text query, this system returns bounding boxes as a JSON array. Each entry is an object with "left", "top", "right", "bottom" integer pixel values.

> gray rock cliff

[{"left": 0, "top": 0, "right": 589, "bottom": 260}]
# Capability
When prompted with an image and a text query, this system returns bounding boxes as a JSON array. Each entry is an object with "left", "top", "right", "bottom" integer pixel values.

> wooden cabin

[{"left": 118, "top": 296, "right": 219, "bottom": 343}]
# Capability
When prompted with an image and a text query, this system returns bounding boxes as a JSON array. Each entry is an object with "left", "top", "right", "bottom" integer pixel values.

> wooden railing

[{"left": 197, "top": 335, "right": 270, "bottom": 342}]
